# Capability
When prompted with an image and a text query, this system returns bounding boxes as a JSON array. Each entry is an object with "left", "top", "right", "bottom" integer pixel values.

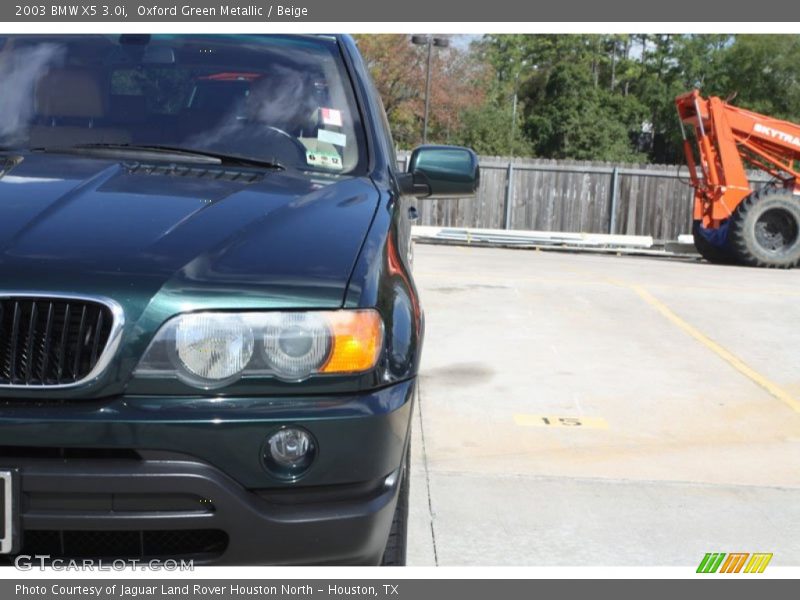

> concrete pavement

[{"left": 406, "top": 244, "right": 800, "bottom": 566}]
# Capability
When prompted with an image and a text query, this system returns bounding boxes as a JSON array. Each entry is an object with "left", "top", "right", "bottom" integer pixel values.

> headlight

[
  {"left": 262, "top": 313, "right": 331, "bottom": 380},
  {"left": 174, "top": 313, "right": 255, "bottom": 386},
  {"left": 135, "top": 310, "right": 383, "bottom": 388}
]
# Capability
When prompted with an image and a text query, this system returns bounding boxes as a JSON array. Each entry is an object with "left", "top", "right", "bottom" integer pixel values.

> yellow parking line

[{"left": 630, "top": 284, "right": 800, "bottom": 414}]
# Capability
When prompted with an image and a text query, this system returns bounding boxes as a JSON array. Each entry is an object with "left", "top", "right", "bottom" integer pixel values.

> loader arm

[{"left": 676, "top": 89, "right": 800, "bottom": 227}]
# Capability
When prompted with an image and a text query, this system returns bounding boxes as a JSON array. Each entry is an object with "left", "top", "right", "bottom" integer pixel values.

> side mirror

[{"left": 399, "top": 145, "right": 480, "bottom": 198}]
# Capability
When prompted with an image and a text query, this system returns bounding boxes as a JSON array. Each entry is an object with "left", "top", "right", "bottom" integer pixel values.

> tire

[
  {"left": 729, "top": 188, "right": 800, "bottom": 268},
  {"left": 692, "top": 220, "right": 737, "bottom": 265},
  {"left": 380, "top": 444, "right": 410, "bottom": 566}
]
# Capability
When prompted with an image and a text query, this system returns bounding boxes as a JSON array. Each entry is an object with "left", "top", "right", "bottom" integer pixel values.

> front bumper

[{"left": 0, "top": 379, "right": 415, "bottom": 565}]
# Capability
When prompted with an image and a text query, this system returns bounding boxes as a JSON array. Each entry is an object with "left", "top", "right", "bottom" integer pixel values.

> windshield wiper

[{"left": 34, "top": 143, "right": 286, "bottom": 171}]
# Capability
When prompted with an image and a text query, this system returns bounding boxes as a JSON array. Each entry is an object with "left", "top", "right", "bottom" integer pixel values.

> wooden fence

[{"left": 397, "top": 153, "right": 770, "bottom": 242}]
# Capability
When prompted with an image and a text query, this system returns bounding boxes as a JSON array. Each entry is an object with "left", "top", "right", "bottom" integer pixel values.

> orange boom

[{"left": 676, "top": 90, "right": 800, "bottom": 267}]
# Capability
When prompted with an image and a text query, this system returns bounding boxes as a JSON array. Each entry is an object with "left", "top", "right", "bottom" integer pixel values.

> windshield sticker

[
  {"left": 321, "top": 108, "right": 343, "bottom": 127},
  {"left": 306, "top": 150, "right": 343, "bottom": 171},
  {"left": 318, "top": 129, "right": 347, "bottom": 147}
]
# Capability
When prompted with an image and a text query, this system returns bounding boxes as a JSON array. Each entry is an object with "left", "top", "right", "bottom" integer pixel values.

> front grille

[
  {"left": 17, "top": 529, "right": 228, "bottom": 559},
  {"left": 0, "top": 297, "right": 116, "bottom": 386}
]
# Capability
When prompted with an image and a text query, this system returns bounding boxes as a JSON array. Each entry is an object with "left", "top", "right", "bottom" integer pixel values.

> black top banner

[{"left": 0, "top": 0, "right": 792, "bottom": 22}]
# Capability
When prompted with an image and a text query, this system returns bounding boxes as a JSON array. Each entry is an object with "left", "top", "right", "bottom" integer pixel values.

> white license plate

[{"left": 0, "top": 470, "right": 18, "bottom": 554}]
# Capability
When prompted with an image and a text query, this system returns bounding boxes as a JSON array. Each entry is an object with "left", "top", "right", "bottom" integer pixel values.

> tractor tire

[
  {"left": 692, "top": 220, "right": 737, "bottom": 265},
  {"left": 729, "top": 188, "right": 800, "bottom": 268},
  {"left": 380, "top": 444, "right": 410, "bottom": 566}
]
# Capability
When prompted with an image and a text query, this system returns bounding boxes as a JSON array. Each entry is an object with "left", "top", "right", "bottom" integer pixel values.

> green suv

[{"left": 0, "top": 34, "right": 478, "bottom": 565}]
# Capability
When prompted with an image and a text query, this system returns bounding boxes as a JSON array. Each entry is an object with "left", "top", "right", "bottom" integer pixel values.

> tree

[
  {"left": 356, "top": 33, "right": 800, "bottom": 163},
  {"left": 453, "top": 103, "right": 533, "bottom": 156},
  {"left": 480, "top": 34, "right": 649, "bottom": 161},
  {"left": 526, "top": 62, "right": 647, "bottom": 161},
  {"left": 354, "top": 35, "right": 423, "bottom": 146},
  {"left": 720, "top": 35, "right": 800, "bottom": 121},
  {"left": 354, "top": 35, "right": 490, "bottom": 148}
]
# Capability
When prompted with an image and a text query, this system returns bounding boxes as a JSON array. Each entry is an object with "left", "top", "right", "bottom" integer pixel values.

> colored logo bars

[{"left": 697, "top": 553, "right": 773, "bottom": 573}]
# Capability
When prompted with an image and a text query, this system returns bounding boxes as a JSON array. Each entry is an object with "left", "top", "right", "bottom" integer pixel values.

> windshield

[{"left": 0, "top": 34, "right": 365, "bottom": 173}]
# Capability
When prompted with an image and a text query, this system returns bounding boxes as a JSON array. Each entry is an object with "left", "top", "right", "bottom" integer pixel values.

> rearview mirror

[
  {"left": 401, "top": 145, "right": 479, "bottom": 199},
  {"left": 142, "top": 45, "right": 176, "bottom": 64}
]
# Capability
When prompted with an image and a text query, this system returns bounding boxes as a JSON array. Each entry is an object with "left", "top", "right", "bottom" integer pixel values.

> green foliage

[
  {"left": 525, "top": 62, "right": 647, "bottom": 162},
  {"left": 354, "top": 35, "right": 492, "bottom": 150},
  {"left": 357, "top": 34, "right": 800, "bottom": 164},
  {"left": 720, "top": 35, "right": 800, "bottom": 120},
  {"left": 451, "top": 103, "right": 533, "bottom": 157}
]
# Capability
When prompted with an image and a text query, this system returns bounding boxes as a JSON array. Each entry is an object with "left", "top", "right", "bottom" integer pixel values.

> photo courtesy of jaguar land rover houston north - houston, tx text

[{"left": 0, "top": 34, "right": 479, "bottom": 565}]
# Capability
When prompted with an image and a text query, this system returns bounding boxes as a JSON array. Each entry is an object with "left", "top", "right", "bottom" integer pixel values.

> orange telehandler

[{"left": 676, "top": 90, "right": 800, "bottom": 268}]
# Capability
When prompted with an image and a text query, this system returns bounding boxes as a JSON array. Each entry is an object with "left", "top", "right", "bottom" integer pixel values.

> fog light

[{"left": 263, "top": 427, "right": 316, "bottom": 478}]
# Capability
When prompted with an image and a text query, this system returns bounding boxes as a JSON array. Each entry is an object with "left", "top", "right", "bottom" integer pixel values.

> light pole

[
  {"left": 510, "top": 60, "right": 528, "bottom": 151},
  {"left": 511, "top": 71, "right": 519, "bottom": 149},
  {"left": 411, "top": 35, "right": 449, "bottom": 144}
]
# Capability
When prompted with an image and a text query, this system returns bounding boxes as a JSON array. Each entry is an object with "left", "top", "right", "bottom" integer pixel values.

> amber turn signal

[{"left": 321, "top": 310, "right": 383, "bottom": 374}]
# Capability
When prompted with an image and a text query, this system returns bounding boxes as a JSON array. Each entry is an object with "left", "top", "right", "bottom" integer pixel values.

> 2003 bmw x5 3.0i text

[{"left": 0, "top": 34, "right": 478, "bottom": 565}]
